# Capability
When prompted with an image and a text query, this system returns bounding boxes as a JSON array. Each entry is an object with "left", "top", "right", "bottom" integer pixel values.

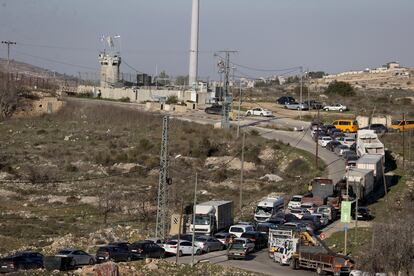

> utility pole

[
  {"left": 155, "top": 116, "right": 170, "bottom": 241},
  {"left": 306, "top": 68, "right": 310, "bottom": 115},
  {"left": 315, "top": 109, "right": 320, "bottom": 169},
  {"left": 216, "top": 50, "right": 237, "bottom": 129},
  {"left": 176, "top": 199, "right": 184, "bottom": 264},
  {"left": 402, "top": 113, "right": 406, "bottom": 172},
  {"left": 240, "top": 131, "right": 245, "bottom": 213},
  {"left": 237, "top": 81, "right": 242, "bottom": 138},
  {"left": 299, "top": 66, "right": 303, "bottom": 120},
  {"left": 1, "top": 41, "right": 16, "bottom": 71},
  {"left": 344, "top": 169, "right": 350, "bottom": 255},
  {"left": 191, "top": 172, "right": 198, "bottom": 267}
]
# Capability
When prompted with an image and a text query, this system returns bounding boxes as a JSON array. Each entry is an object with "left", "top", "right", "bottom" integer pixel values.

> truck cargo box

[
  {"left": 346, "top": 168, "right": 375, "bottom": 200},
  {"left": 310, "top": 178, "right": 334, "bottom": 200},
  {"left": 356, "top": 154, "right": 384, "bottom": 187}
]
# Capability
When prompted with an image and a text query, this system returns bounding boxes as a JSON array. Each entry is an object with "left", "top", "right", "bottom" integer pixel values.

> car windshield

[
  {"left": 194, "top": 215, "right": 210, "bottom": 225},
  {"left": 195, "top": 236, "right": 208, "bottom": 242},
  {"left": 230, "top": 243, "right": 244, "bottom": 249},
  {"left": 318, "top": 207, "right": 328, "bottom": 213},
  {"left": 290, "top": 209, "right": 302, "bottom": 214},
  {"left": 255, "top": 206, "right": 273, "bottom": 215},
  {"left": 291, "top": 197, "right": 301, "bottom": 202},
  {"left": 57, "top": 250, "right": 72, "bottom": 255},
  {"left": 230, "top": 227, "right": 243, "bottom": 233}
]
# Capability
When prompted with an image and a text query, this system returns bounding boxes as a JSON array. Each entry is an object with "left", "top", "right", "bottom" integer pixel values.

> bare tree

[
  {"left": 360, "top": 202, "right": 414, "bottom": 275},
  {"left": 98, "top": 183, "right": 122, "bottom": 224}
]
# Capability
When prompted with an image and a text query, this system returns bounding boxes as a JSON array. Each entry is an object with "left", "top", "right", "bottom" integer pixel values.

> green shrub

[
  {"left": 166, "top": 95, "right": 178, "bottom": 104},
  {"left": 286, "top": 158, "right": 310, "bottom": 177},
  {"left": 325, "top": 81, "right": 355, "bottom": 97}
]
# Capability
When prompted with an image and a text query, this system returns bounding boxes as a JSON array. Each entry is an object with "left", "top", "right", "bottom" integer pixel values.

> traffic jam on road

[{"left": 0, "top": 109, "right": 392, "bottom": 276}]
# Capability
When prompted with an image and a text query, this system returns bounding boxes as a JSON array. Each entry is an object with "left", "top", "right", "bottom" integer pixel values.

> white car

[
  {"left": 229, "top": 224, "right": 255, "bottom": 238},
  {"left": 288, "top": 195, "right": 303, "bottom": 209},
  {"left": 323, "top": 104, "right": 347, "bottom": 112},
  {"left": 318, "top": 136, "right": 333, "bottom": 147},
  {"left": 337, "top": 136, "right": 356, "bottom": 146},
  {"left": 231, "top": 238, "right": 255, "bottom": 253},
  {"left": 246, "top": 108, "right": 273, "bottom": 117},
  {"left": 163, "top": 240, "right": 202, "bottom": 256},
  {"left": 289, "top": 208, "right": 309, "bottom": 219},
  {"left": 300, "top": 203, "right": 317, "bottom": 214}
]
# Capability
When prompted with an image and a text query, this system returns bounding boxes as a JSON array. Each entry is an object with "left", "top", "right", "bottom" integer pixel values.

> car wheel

[
  {"left": 178, "top": 250, "right": 183, "bottom": 257},
  {"left": 260, "top": 113, "right": 264, "bottom": 117},
  {"left": 160, "top": 252, "right": 165, "bottom": 259},
  {"left": 89, "top": 258, "right": 94, "bottom": 265},
  {"left": 196, "top": 249, "right": 202, "bottom": 255},
  {"left": 247, "top": 112, "right": 251, "bottom": 116},
  {"left": 290, "top": 258, "right": 299, "bottom": 270},
  {"left": 206, "top": 247, "right": 210, "bottom": 254},
  {"left": 127, "top": 256, "right": 132, "bottom": 262},
  {"left": 227, "top": 256, "right": 232, "bottom": 260},
  {"left": 220, "top": 245, "right": 225, "bottom": 251},
  {"left": 316, "top": 265, "right": 325, "bottom": 275},
  {"left": 339, "top": 109, "right": 343, "bottom": 112}
]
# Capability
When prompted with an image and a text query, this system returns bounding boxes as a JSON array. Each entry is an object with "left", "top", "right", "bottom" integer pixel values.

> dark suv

[
  {"left": 130, "top": 241, "right": 165, "bottom": 259},
  {"left": 204, "top": 104, "right": 223, "bottom": 115},
  {"left": 277, "top": 96, "right": 295, "bottom": 105},
  {"left": 96, "top": 245, "right": 131, "bottom": 263},
  {"left": 0, "top": 251, "right": 43, "bottom": 273},
  {"left": 240, "top": 231, "right": 268, "bottom": 250}
]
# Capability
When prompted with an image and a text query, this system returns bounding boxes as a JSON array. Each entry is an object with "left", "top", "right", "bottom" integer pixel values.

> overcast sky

[{"left": 0, "top": 0, "right": 413, "bottom": 79}]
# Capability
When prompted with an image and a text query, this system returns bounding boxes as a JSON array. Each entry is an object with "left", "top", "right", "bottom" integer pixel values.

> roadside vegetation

[{"left": 0, "top": 100, "right": 323, "bottom": 255}]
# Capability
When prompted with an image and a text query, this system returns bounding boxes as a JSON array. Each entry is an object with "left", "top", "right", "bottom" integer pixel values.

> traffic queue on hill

[{"left": 0, "top": 119, "right": 388, "bottom": 275}]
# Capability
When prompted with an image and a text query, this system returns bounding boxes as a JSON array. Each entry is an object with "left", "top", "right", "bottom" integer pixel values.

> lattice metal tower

[
  {"left": 218, "top": 51, "right": 236, "bottom": 129},
  {"left": 155, "top": 116, "right": 170, "bottom": 240}
]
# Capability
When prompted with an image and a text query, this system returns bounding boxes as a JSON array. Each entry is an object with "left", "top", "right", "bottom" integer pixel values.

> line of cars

[
  {"left": 276, "top": 96, "right": 347, "bottom": 112},
  {"left": 0, "top": 241, "right": 165, "bottom": 273}
]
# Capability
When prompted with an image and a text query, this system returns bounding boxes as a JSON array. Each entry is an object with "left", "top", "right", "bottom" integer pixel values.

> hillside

[{"left": 0, "top": 100, "right": 324, "bottom": 255}]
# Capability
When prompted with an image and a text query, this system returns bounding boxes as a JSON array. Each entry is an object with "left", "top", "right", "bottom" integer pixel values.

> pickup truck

[
  {"left": 284, "top": 102, "right": 309, "bottom": 111},
  {"left": 323, "top": 104, "right": 347, "bottom": 112}
]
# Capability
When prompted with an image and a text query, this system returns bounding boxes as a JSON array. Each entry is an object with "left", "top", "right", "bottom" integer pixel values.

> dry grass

[{"left": 0, "top": 100, "right": 323, "bottom": 254}]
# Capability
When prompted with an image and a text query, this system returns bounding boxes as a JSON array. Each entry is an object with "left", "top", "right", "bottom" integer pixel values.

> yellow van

[
  {"left": 389, "top": 120, "right": 414, "bottom": 132},
  {"left": 332, "top": 120, "right": 359, "bottom": 133}
]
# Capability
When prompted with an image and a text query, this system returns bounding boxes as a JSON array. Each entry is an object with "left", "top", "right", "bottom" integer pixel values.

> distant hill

[{"left": 0, "top": 58, "right": 79, "bottom": 85}]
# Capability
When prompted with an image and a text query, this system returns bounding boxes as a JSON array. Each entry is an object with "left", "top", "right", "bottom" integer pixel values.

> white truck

[
  {"left": 189, "top": 201, "right": 233, "bottom": 236},
  {"left": 356, "top": 130, "right": 385, "bottom": 158},
  {"left": 356, "top": 154, "right": 384, "bottom": 188},
  {"left": 254, "top": 193, "right": 284, "bottom": 222},
  {"left": 346, "top": 168, "right": 375, "bottom": 201},
  {"left": 269, "top": 228, "right": 354, "bottom": 274}
]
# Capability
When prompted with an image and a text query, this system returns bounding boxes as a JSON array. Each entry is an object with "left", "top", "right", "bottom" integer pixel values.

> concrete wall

[
  {"left": 356, "top": 115, "right": 393, "bottom": 128},
  {"left": 75, "top": 85, "right": 214, "bottom": 106}
]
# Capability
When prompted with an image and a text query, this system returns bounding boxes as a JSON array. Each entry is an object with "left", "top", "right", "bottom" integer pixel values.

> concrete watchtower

[{"left": 99, "top": 35, "right": 121, "bottom": 88}]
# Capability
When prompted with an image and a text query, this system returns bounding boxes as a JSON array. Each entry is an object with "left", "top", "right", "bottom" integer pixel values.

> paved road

[
  {"left": 66, "top": 97, "right": 345, "bottom": 274},
  {"left": 166, "top": 249, "right": 313, "bottom": 276}
]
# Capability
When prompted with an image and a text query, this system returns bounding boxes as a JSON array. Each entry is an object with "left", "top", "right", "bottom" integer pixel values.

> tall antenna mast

[{"left": 155, "top": 116, "right": 170, "bottom": 240}]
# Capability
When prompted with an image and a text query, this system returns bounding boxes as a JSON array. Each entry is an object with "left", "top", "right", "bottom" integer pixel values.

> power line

[
  {"left": 123, "top": 60, "right": 144, "bottom": 74},
  {"left": 13, "top": 49, "right": 98, "bottom": 71}
]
